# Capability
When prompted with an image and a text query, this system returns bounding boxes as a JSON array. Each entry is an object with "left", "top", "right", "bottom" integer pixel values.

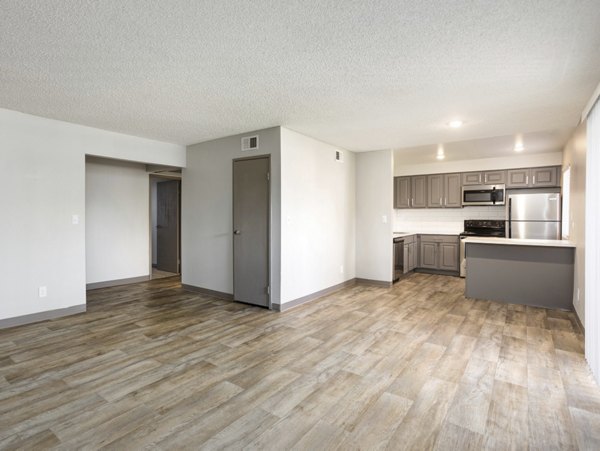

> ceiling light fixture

[
  {"left": 514, "top": 134, "right": 525, "bottom": 152},
  {"left": 436, "top": 144, "right": 445, "bottom": 160},
  {"left": 448, "top": 119, "right": 464, "bottom": 128}
]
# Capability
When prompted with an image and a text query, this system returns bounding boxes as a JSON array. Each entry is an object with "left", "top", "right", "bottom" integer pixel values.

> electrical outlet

[
  {"left": 382, "top": 215, "right": 388, "bottom": 224},
  {"left": 340, "top": 265, "right": 344, "bottom": 274},
  {"left": 72, "top": 214, "right": 79, "bottom": 225},
  {"left": 38, "top": 286, "right": 47, "bottom": 298}
]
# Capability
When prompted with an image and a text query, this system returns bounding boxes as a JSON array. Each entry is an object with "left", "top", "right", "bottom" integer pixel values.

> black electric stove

[{"left": 460, "top": 219, "right": 506, "bottom": 238}]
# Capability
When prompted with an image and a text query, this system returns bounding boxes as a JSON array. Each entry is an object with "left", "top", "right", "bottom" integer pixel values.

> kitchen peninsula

[{"left": 463, "top": 237, "right": 575, "bottom": 310}]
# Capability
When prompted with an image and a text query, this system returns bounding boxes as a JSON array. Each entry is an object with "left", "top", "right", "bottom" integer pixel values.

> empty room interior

[{"left": 2, "top": 1, "right": 600, "bottom": 449}]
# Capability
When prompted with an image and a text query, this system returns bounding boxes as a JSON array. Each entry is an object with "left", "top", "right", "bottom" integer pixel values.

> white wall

[
  {"left": 182, "top": 127, "right": 281, "bottom": 302},
  {"left": 356, "top": 150, "right": 394, "bottom": 282},
  {"left": 562, "top": 123, "right": 587, "bottom": 323},
  {"left": 394, "top": 152, "right": 563, "bottom": 176},
  {"left": 86, "top": 157, "right": 151, "bottom": 284},
  {"left": 0, "top": 108, "right": 184, "bottom": 322},
  {"left": 586, "top": 100, "right": 600, "bottom": 383},
  {"left": 280, "top": 128, "right": 356, "bottom": 304}
]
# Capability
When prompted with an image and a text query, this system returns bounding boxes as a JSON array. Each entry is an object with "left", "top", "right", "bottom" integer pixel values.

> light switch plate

[
  {"left": 72, "top": 214, "right": 79, "bottom": 225},
  {"left": 39, "top": 286, "right": 47, "bottom": 298}
]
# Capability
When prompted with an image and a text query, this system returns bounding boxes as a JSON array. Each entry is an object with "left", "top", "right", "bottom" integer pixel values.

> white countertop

[
  {"left": 393, "top": 231, "right": 459, "bottom": 237},
  {"left": 463, "top": 236, "right": 575, "bottom": 248}
]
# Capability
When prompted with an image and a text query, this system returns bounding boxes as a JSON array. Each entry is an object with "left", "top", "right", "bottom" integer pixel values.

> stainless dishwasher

[{"left": 393, "top": 237, "right": 404, "bottom": 283}]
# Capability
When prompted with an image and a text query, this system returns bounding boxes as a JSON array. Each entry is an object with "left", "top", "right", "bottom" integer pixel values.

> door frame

[
  {"left": 149, "top": 174, "right": 182, "bottom": 277},
  {"left": 232, "top": 154, "right": 271, "bottom": 309}
]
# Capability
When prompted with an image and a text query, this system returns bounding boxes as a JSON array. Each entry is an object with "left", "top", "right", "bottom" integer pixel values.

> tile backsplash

[{"left": 394, "top": 206, "right": 505, "bottom": 234}]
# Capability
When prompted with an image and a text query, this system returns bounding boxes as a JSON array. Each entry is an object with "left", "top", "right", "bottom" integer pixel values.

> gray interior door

[
  {"left": 156, "top": 180, "right": 180, "bottom": 273},
  {"left": 233, "top": 156, "right": 270, "bottom": 307}
]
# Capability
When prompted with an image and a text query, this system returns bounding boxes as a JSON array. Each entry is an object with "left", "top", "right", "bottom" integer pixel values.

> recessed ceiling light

[{"left": 448, "top": 119, "right": 464, "bottom": 128}]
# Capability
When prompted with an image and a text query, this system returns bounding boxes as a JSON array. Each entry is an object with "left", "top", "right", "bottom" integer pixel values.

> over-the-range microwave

[{"left": 462, "top": 184, "right": 505, "bottom": 206}]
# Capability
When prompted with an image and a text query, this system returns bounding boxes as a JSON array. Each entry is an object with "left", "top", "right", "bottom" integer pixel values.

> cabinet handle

[
  {"left": 533, "top": 175, "right": 536, "bottom": 185},
  {"left": 439, "top": 197, "right": 442, "bottom": 206},
  {"left": 526, "top": 175, "right": 529, "bottom": 185}
]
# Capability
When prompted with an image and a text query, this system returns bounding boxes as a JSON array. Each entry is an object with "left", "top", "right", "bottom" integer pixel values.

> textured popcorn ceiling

[{"left": 1, "top": 1, "right": 599, "bottom": 151}]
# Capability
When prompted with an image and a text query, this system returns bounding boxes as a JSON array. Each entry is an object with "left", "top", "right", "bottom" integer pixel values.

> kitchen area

[{"left": 392, "top": 163, "right": 575, "bottom": 311}]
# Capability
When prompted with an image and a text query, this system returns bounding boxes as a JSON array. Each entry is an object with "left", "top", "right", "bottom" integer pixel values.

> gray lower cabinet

[
  {"left": 411, "top": 176, "right": 427, "bottom": 208},
  {"left": 403, "top": 237, "right": 417, "bottom": 273},
  {"left": 394, "top": 177, "right": 411, "bottom": 209},
  {"left": 418, "top": 235, "right": 459, "bottom": 273},
  {"left": 439, "top": 242, "right": 459, "bottom": 271}
]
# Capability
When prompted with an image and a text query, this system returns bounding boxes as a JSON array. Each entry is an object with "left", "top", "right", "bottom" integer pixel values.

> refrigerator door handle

[{"left": 508, "top": 198, "right": 512, "bottom": 238}]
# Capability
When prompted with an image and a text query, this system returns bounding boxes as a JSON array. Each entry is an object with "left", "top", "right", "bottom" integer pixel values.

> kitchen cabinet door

[
  {"left": 411, "top": 176, "right": 427, "bottom": 208},
  {"left": 444, "top": 173, "right": 462, "bottom": 207},
  {"left": 483, "top": 170, "right": 506, "bottom": 184},
  {"left": 410, "top": 242, "right": 418, "bottom": 270},
  {"left": 507, "top": 169, "right": 530, "bottom": 188},
  {"left": 394, "top": 177, "right": 411, "bottom": 208},
  {"left": 419, "top": 241, "right": 438, "bottom": 269},
  {"left": 427, "top": 175, "right": 444, "bottom": 208},
  {"left": 439, "top": 242, "right": 459, "bottom": 271},
  {"left": 462, "top": 172, "right": 483, "bottom": 186},
  {"left": 531, "top": 166, "right": 559, "bottom": 187}
]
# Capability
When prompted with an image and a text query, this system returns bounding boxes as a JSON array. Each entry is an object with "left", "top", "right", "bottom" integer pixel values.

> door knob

[{"left": 234, "top": 230, "right": 241, "bottom": 235}]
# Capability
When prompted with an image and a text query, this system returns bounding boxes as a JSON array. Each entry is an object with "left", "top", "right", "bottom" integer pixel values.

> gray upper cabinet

[
  {"left": 507, "top": 169, "right": 531, "bottom": 188},
  {"left": 507, "top": 166, "right": 560, "bottom": 188},
  {"left": 427, "top": 173, "right": 461, "bottom": 208},
  {"left": 483, "top": 170, "right": 506, "bottom": 184},
  {"left": 463, "top": 170, "right": 505, "bottom": 186},
  {"left": 444, "top": 173, "right": 462, "bottom": 207},
  {"left": 531, "top": 166, "right": 559, "bottom": 187},
  {"left": 427, "top": 175, "right": 444, "bottom": 208},
  {"left": 462, "top": 172, "right": 483, "bottom": 186},
  {"left": 394, "top": 177, "right": 411, "bottom": 209},
  {"left": 411, "top": 176, "right": 427, "bottom": 208}
]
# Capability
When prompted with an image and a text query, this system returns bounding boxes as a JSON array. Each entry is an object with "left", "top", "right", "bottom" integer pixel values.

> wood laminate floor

[{"left": 0, "top": 273, "right": 598, "bottom": 450}]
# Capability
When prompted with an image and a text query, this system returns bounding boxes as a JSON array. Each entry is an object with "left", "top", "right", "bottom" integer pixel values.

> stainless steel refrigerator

[{"left": 506, "top": 192, "right": 561, "bottom": 239}]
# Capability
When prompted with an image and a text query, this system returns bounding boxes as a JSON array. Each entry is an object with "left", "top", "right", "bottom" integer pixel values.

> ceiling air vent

[
  {"left": 241, "top": 135, "right": 259, "bottom": 151},
  {"left": 335, "top": 150, "right": 344, "bottom": 162}
]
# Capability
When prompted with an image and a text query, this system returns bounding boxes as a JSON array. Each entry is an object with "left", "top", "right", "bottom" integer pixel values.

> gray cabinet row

[
  {"left": 394, "top": 173, "right": 462, "bottom": 209},
  {"left": 399, "top": 234, "right": 460, "bottom": 275},
  {"left": 462, "top": 166, "right": 559, "bottom": 188},
  {"left": 395, "top": 165, "right": 561, "bottom": 209}
]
